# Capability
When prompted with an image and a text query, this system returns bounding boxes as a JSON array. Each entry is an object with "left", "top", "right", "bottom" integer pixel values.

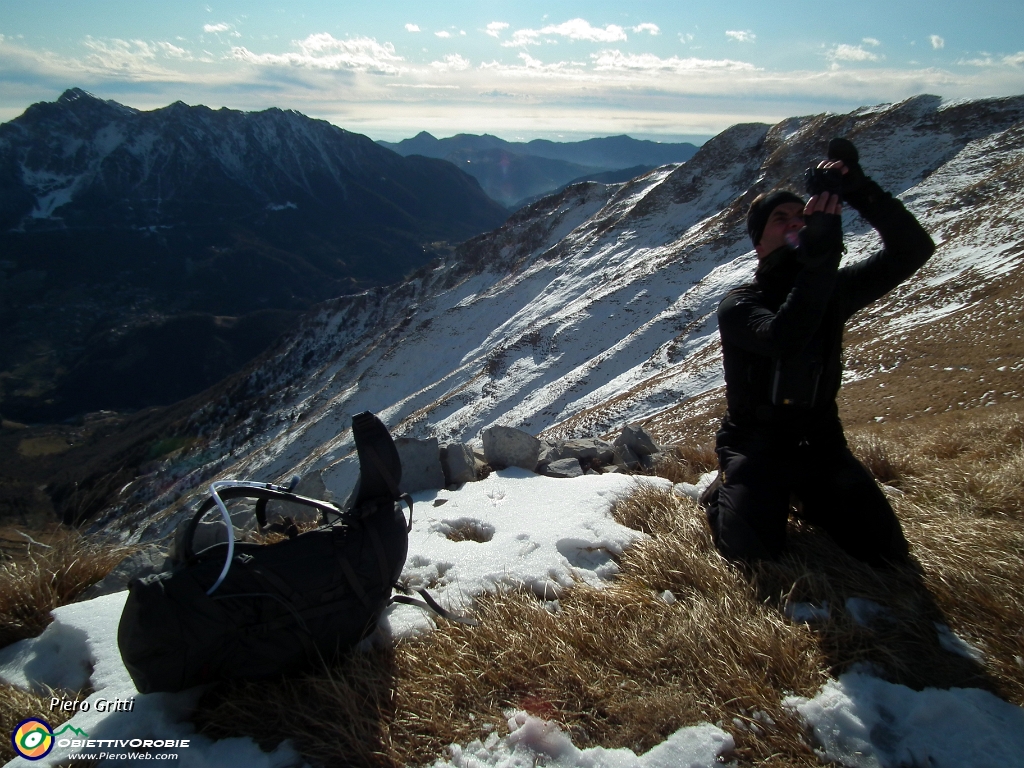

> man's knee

[
  {"left": 705, "top": 482, "right": 786, "bottom": 561},
  {"left": 709, "top": 512, "right": 781, "bottom": 561}
]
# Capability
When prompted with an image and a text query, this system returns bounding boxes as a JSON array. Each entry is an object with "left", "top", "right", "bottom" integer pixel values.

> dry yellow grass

[
  {"left": 198, "top": 499, "right": 826, "bottom": 765},
  {"left": 0, "top": 528, "right": 135, "bottom": 648},
  {"left": 0, "top": 530, "right": 131, "bottom": 764},
  {"left": 644, "top": 440, "right": 719, "bottom": 485}
]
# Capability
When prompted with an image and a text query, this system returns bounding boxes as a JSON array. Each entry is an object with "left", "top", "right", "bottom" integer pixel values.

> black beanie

[{"left": 746, "top": 190, "right": 805, "bottom": 246}]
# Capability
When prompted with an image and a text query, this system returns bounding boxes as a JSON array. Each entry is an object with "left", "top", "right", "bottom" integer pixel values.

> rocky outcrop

[
  {"left": 614, "top": 423, "right": 660, "bottom": 457},
  {"left": 482, "top": 426, "right": 543, "bottom": 471},
  {"left": 442, "top": 442, "right": 478, "bottom": 485},
  {"left": 396, "top": 437, "right": 447, "bottom": 494},
  {"left": 478, "top": 423, "right": 661, "bottom": 478},
  {"left": 543, "top": 458, "right": 585, "bottom": 478},
  {"left": 539, "top": 438, "right": 615, "bottom": 466}
]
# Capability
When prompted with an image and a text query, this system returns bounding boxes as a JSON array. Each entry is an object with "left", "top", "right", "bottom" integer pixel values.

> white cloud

[
  {"left": 435, "top": 31, "right": 451, "bottom": 39},
  {"left": 959, "top": 53, "right": 1000, "bottom": 67},
  {"left": 930, "top": 35, "right": 945, "bottom": 50},
  {"left": 725, "top": 30, "right": 756, "bottom": 43},
  {"left": 480, "top": 52, "right": 586, "bottom": 76},
  {"left": 863, "top": 38, "right": 881, "bottom": 47},
  {"left": 431, "top": 53, "right": 470, "bottom": 71},
  {"left": 959, "top": 57, "right": 991, "bottom": 66},
  {"left": 405, "top": 24, "right": 420, "bottom": 33},
  {"left": 84, "top": 37, "right": 156, "bottom": 67},
  {"left": 503, "top": 29, "right": 541, "bottom": 48},
  {"left": 485, "top": 22, "right": 509, "bottom": 38},
  {"left": 591, "top": 49, "right": 758, "bottom": 72},
  {"left": 203, "top": 23, "right": 231, "bottom": 34},
  {"left": 632, "top": 23, "right": 660, "bottom": 36},
  {"left": 69, "top": 36, "right": 189, "bottom": 80},
  {"left": 231, "top": 34, "right": 404, "bottom": 74},
  {"left": 386, "top": 83, "right": 459, "bottom": 89},
  {"left": 503, "top": 18, "right": 627, "bottom": 48},
  {"left": 157, "top": 41, "right": 191, "bottom": 59},
  {"left": 828, "top": 44, "right": 880, "bottom": 62},
  {"left": 5, "top": 22, "right": 1024, "bottom": 147}
]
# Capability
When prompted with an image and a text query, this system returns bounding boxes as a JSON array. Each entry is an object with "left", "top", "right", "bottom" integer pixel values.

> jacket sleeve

[
  {"left": 834, "top": 183, "right": 936, "bottom": 318},
  {"left": 718, "top": 257, "right": 840, "bottom": 358}
]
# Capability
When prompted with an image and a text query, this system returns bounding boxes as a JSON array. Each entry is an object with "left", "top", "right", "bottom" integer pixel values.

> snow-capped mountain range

[
  {"left": 0, "top": 88, "right": 507, "bottom": 419},
  {"left": 95, "top": 93, "right": 1024, "bottom": 541}
]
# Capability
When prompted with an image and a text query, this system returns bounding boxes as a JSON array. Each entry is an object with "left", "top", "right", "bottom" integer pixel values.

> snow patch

[{"left": 784, "top": 671, "right": 1024, "bottom": 768}]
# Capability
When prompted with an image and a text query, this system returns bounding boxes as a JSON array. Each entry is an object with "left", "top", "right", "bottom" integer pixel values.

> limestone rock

[
  {"left": 543, "top": 458, "right": 584, "bottom": 478},
  {"left": 293, "top": 470, "right": 329, "bottom": 502},
  {"left": 639, "top": 451, "right": 664, "bottom": 471},
  {"left": 443, "top": 442, "right": 477, "bottom": 485},
  {"left": 539, "top": 438, "right": 615, "bottom": 465},
  {"left": 395, "top": 437, "right": 446, "bottom": 493},
  {"left": 613, "top": 423, "right": 660, "bottom": 457},
  {"left": 482, "top": 426, "right": 541, "bottom": 471},
  {"left": 613, "top": 443, "right": 641, "bottom": 469}
]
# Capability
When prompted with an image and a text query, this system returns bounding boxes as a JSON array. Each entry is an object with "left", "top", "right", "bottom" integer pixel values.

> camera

[{"left": 804, "top": 166, "right": 844, "bottom": 196}]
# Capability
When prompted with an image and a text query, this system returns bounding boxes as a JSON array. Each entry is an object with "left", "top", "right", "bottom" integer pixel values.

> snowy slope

[{"left": 90, "top": 94, "right": 1024, "bottom": 541}]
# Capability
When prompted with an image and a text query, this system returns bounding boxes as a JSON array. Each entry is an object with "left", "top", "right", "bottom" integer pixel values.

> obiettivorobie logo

[
  {"left": 12, "top": 718, "right": 191, "bottom": 759},
  {"left": 11, "top": 717, "right": 55, "bottom": 760}
]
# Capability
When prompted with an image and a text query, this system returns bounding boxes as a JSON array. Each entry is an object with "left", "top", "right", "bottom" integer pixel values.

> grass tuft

[
  {"left": 645, "top": 441, "right": 718, "bottom": 485},
  {"left": 0, "top": 528, "right": 135, "bottom": 648}
]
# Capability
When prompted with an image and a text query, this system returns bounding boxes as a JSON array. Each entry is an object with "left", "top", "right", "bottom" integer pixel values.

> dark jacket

[{"left": 717, "top": 183, "right": 935, "bottom": 437}]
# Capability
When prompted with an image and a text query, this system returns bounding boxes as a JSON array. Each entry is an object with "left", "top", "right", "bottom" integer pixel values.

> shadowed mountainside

[{"left": 0, "top": 89, "right": 508, "bottom": 421}]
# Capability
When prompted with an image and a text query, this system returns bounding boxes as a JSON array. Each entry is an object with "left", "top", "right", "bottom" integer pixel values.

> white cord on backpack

[{"left": 206, "top": 481, "right": 236, "bottom": 595}]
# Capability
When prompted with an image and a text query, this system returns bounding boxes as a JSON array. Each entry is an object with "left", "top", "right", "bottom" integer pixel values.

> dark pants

[{"left": 705, "top": 421, "right": 909, "bottom": 565}]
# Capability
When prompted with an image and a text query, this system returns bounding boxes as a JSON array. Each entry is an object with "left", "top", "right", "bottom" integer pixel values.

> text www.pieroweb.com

[{"left": 61, "top": 737, "right": 189, "bottom": 760}]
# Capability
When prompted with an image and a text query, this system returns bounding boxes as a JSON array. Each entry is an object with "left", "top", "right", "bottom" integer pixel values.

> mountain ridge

[
  {"left": 377, "top": 131, "right": 698, "bottom": 207},
  {"left": 0, "top": 88, "right": 509, "bottom": 420}
]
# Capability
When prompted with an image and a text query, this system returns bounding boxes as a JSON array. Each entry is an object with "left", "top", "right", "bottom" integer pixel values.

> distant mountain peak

[
  {"left": 52, "top": 87, "right": 138, "bottom": 117},
  {"left": 58, "top": 87, "right": 98, "bottom": 104}
]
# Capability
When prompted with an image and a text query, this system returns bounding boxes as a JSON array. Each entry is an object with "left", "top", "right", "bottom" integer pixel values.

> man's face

[{"left": 755, "top": 202, "right": 805, "bottom": 259}]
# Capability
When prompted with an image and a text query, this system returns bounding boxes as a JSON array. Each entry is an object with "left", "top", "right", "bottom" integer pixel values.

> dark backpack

[{"left": 117, "top": 411, "right": 471, "bottom": 694}]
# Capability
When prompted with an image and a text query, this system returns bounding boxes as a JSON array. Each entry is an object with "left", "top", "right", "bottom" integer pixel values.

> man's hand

[
  {"left": 827, "top": 137, "right": 869, "bottom": 201},
  {"left": 797, "top": 188, "right": 844, "bottom": 267}
]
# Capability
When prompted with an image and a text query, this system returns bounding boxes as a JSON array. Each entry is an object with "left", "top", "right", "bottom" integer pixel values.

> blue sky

[{"left": 1, "top": 1, "right": 1021, "bottom": 142}]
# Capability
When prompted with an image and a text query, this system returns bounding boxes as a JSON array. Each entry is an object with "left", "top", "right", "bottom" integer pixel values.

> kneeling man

[{"left": 703, "top": 139, "right": 934, "bottom": 565}]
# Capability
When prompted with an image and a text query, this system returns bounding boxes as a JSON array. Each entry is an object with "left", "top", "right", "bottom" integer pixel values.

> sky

[
  {"left": 3, "top": 470, "right": 1023, "bottom": 767},
  {"left": 0, "top": 2, "right": 1022, "bottom": 145}
]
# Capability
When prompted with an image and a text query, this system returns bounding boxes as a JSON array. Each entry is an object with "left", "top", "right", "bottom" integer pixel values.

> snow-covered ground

[{"left": 4, "top": 471, "right": 1024, "bottom": 768}]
